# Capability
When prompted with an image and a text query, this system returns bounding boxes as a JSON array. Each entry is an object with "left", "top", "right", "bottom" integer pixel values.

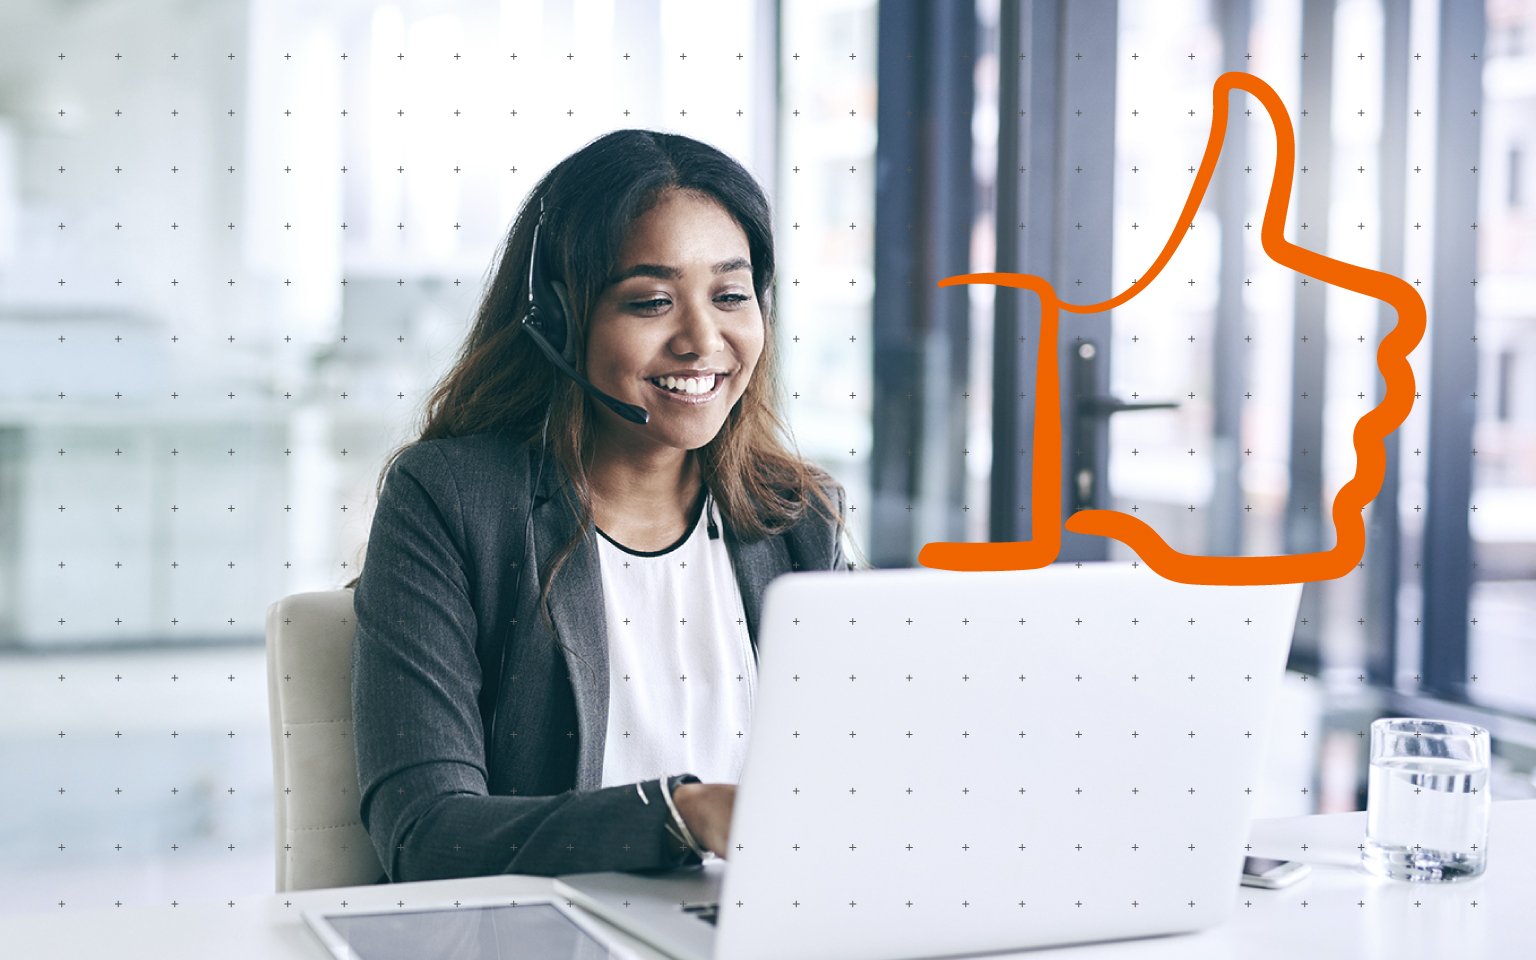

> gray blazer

[{"left": 351, "top": 429, "right": 850, "bottom": 882}]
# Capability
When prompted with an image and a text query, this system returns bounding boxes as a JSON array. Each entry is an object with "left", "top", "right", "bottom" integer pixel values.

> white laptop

[{"left": 556, "top": 563, "right": 1303, "bottom": 960}]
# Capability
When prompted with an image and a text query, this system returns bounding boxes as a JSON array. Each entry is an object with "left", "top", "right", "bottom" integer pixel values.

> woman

[{"left": 346, "top": 129, "right": 866, "bottom": 883}]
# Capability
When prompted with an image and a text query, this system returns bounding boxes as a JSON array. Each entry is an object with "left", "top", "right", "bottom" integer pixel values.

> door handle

[
  {"left": 1079, "top": 397, "right": 1180, "bottom": 416},
  {"left": 1069, "top": 341, "right": 1180, "bottom": 512}
]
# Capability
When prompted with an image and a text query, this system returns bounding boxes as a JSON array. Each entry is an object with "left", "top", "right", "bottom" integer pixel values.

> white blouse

[{"left": 595, "top": 491, "right": 757, "bottom": 788}]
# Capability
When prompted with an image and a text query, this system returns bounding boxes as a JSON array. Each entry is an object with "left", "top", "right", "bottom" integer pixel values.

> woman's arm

[
  {"left": 351, "top": 443, "right": 700, "bottom": 880},
  {"left": 357, "top": 768, "right": 701, "bottom": 880}
]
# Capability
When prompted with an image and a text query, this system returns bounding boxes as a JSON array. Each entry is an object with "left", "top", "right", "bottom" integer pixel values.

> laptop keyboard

[{"left": 680, "top": 901, "right": 719, "bottom": 926}]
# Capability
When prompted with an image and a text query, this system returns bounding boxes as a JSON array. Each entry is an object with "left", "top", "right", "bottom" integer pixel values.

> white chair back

[{"left": 265, "top": 589, "right": 386, "bottom": 891}]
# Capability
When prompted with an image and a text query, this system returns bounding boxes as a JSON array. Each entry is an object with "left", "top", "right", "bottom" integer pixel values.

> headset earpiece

[
  {"left": 549, "top": 279, "right": 578, "bottom": 366},
  {"left": 524, "top": 202, "right": 572, "bottom": 363}
]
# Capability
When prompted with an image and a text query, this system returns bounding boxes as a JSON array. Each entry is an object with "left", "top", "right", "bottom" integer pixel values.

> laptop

[{"left": 555, "top": 563, "right": 1303, "bottom": 960}]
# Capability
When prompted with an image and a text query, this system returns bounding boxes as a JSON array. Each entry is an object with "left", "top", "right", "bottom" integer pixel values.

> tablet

[{"left": 303, "top": 896, "right": 647, "bottom": 960}]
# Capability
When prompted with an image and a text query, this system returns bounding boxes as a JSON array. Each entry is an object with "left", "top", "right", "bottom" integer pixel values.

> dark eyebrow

[{"left": 608, "top": 257, "right": 752, "bottom": 285}]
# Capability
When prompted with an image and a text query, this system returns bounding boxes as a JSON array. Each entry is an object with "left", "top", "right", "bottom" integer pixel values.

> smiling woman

[
  {"left": 342, "top": 130, "right": 868, "bottom": 884},
  {"left": 583, "top": 189, "right": 768, "bottom": 547}
]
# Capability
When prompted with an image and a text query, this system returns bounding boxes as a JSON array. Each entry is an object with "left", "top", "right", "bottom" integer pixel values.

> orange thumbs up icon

[{"left": 918, "top": 72, "right": 1425, "bottom": 586}]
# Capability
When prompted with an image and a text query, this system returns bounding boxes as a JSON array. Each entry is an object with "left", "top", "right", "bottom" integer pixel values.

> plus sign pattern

[{"left": 1, "top": 0, "right": 1510, "bottom": 930}]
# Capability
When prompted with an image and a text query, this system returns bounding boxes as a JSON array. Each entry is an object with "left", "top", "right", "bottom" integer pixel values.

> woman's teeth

[{"left": 650, "top": 374, "right": 717, "bottom": 395}]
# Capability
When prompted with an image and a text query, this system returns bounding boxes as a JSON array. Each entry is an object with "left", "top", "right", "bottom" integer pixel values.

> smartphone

[{"left": 1240, "top": 856, "right": 1311, "bottom": 889}]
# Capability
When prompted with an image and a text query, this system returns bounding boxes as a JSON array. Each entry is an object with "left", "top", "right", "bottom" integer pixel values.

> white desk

[{"left": 6, "top": 800, "right": 1533, "bottom": 959}]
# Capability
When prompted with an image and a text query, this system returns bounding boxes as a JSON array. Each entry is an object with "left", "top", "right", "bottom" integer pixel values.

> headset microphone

[{"left": 522, "top": 200, "right": 650, "bottom": 426}]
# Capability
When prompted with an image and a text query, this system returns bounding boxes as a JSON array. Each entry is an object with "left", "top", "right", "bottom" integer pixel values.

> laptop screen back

[{"left": 716, "top": 564, "right": 1302, "bottom": 960}]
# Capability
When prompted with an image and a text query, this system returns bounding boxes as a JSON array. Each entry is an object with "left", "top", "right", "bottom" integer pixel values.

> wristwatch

[{"left": 660, "top": 773, "right": 711, "bottom": 862}]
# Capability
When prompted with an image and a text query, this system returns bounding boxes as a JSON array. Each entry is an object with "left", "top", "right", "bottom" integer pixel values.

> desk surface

[{"left": 5, "top": 800, "right": 1533, "bottom": 960}]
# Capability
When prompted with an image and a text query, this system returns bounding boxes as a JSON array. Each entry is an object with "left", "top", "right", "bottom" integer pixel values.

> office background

[{"left": 1, "top": 0, "right": 1532, "bottom": 916}]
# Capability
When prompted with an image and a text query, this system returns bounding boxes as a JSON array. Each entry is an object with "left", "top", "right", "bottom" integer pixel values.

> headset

[{"left": 486, "top": 198, "right": 656, "bottom": 763}]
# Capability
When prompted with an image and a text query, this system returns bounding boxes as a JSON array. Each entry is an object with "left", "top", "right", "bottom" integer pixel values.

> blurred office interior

[{"left": 0, "top": 0, "right": 1532, "bottom": 915}]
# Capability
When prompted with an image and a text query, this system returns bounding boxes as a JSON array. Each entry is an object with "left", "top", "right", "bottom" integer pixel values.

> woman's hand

[{"left": 672, "top": 782, "right": 736, "bottom": 859}]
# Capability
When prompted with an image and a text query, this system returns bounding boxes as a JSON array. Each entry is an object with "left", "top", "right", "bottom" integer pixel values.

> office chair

[{"left": 265, "top": 589, "right": 386, "bottom": 891}]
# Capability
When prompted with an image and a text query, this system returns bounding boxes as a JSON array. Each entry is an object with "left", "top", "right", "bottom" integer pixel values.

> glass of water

[{"left": 1362, "top": 718, "right": 1491, "bottom": 882}]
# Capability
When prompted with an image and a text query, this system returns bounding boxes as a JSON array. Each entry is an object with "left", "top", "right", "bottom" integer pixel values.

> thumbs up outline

[{"left": 918, "top": 72, "right": 1426, "bottom": 586}]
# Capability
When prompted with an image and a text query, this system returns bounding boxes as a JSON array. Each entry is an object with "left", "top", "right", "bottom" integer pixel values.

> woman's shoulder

[
  {"left": 751, "top": 464, "right": 845, "bottom": 537},
  {"left": 383, "top": 431, "right": 540, "bottom": 507},
  {"left": 786, "top": 464, "right": 845, "bottom": 512},
  {"left": 390, "top": 430, "right": 534, "bottom": 477}
]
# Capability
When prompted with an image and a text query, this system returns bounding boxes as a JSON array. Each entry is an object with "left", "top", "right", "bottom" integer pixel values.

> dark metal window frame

[
  {"left": 869, "top": 0, "right": 977, "bottom": 568},
  {"left": 990, "top": 0, "right": 1120, "bottom": 559}
]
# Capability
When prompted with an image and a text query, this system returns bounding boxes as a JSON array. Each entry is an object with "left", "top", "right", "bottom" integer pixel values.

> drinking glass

[{"left": 1362, "top": 718, "right": 1491, "bottom": 882}]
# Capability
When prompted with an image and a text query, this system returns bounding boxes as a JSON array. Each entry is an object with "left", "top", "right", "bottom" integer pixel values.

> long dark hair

[{"left": 344, "top": 129, "right": 867, "bottom": 631}]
